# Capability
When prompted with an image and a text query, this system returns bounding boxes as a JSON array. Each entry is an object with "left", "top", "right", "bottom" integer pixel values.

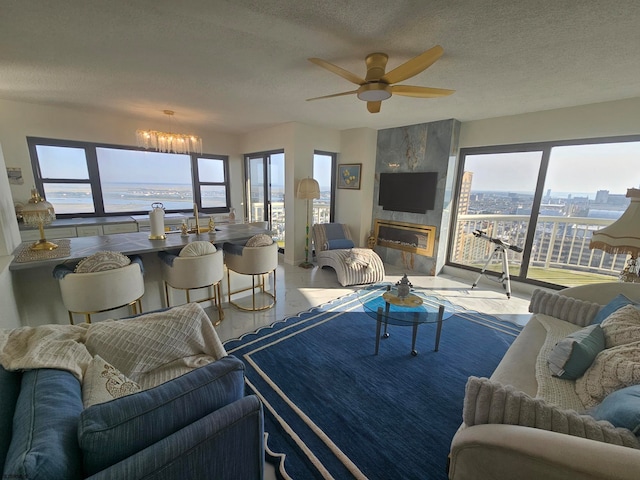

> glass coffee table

[{"left": 358, "top": 283, "right": 455, "bottom": 356}]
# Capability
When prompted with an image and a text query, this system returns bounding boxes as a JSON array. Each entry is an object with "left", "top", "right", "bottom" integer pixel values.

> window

[
  {"left": 449, "top": 136, "right": 640, "bottom": 288},
  {"left": 313, "top": 151, "right": 336, "bottom": 224},
  {"left": 28, "top": 137, "right": 230, "bottom": 217}
]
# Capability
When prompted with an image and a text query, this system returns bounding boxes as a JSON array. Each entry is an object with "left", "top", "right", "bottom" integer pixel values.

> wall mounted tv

[{"left": 378, "top": 172, "right": 438, "bottom": 213}]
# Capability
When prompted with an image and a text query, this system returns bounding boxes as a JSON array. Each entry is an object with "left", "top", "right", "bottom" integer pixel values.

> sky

[{"left": 465, "top": 141, "right": 640, "bottom": 196}]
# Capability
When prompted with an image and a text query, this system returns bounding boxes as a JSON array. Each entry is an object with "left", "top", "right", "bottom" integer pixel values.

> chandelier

[{"left": 136, "top": 110, "right": 203, "bottom": 155}]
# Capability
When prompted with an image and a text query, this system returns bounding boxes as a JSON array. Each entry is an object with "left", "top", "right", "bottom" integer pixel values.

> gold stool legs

[
  {"left": 164, "top": 280, "right": 224, "bottom": 326},
  {"left": 227, "top": 268, "right": 276, "bottom": 311},
  {"left": 67, "top": 297, "right": 143, "bottom": 325}
]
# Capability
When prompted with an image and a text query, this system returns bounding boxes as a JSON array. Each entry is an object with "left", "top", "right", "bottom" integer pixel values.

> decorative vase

[{"left": 396, "top": 274, "right": 412, "bottom": 298}]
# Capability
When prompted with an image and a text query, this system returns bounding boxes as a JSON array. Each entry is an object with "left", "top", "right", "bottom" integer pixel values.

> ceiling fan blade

[
  {"left": 308, "top": 58, "right": 366, "bottom": 85},
  {"left": 381, "top": 45, "right": 445, "bottom": 85},
  {"left": 367, "top": 101, "right": 382, "bottom": 113},
  {"left": 306, "top": 90, "right": 358, "bottom": 101},
  {"left": 390, "top": 85, "right": 455, "bottom": 98}
]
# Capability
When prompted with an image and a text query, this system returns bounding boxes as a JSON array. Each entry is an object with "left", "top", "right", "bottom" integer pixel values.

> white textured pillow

[
  {"left": 464, "top": 376, "right": 640, "bottom": 448},
  {"left": 75, "top": 251, "right": 131, "bottom": 273},
  {"left": 82, "top": 354, "right": 141, "bottom": 408},
  {"left": 179, "top": 241, "right": 216, "bottom": 257},
  {"left": 245, "top": 234, "right": 274, "bottom": 247}
]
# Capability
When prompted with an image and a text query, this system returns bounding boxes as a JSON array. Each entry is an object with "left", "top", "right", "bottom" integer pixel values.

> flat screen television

[{"left": 378, "top": 172, "right": 438, "bottom": 213}]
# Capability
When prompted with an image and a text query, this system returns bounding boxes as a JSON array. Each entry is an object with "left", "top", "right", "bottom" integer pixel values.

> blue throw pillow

[
  {"left": 547, "top": 324, "right": 605, "bottom": 380},
  {"left": 591, "top": 385, "right": 640, "bottom": 434},
  {"left": 0, "top": 366, "right": 22, "bottom": 474},
  {"left": 3, "top": 369, "right": 83, "bottom": 480},
  {"left": 592, "top": 294, "right": 639, "bottom": 324},
  {"left": 325, "top": 239, "right": 355, "bottom": 250},
  {"left": 78, "top": 355, "right": 246, "bottom": 476}
]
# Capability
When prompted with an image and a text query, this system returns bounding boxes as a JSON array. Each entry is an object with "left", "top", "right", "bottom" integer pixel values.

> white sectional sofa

[{"left": 449, "top": 282, "right": 640, "bottom": 480}]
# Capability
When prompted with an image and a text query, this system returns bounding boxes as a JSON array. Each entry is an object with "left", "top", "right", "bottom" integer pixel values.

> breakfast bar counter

[
  {"left": 10, "top": 223, "right": 270, "bottom": 271},
  {"left": 10, "top": 223, "right": 273, "bottom": 327}
]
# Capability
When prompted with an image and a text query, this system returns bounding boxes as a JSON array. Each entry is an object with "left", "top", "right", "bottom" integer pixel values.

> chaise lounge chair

[{"left": 312, "top": 223, "right": 385, "bottom": 286}]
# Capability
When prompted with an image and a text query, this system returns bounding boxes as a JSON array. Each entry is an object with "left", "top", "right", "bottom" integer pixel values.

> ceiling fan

[{"left": 307, "top": 45, "right": 454, "bottom": 113}]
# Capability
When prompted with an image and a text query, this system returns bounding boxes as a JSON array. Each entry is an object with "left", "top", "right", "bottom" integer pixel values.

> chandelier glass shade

[
  {"left": 589, "top": 188, "right": 640, "bottom": 283},
  {"left": 21, "top": 189, "right": 58, "bottom": 251},
  {"left": 136, "top": 110, "right": 202, "bottom": 155}
]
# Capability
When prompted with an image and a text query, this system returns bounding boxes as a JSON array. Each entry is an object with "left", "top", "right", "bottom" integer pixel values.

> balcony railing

[{"left": 453, "top": 214, "right": 626, "bottom": 283}]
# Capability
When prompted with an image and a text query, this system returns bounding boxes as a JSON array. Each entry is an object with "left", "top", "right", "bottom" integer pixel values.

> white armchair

[{"left": 312, "top": 223, "right": 385, "bottom": 286}]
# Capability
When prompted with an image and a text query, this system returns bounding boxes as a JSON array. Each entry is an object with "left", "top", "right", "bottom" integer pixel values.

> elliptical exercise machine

[{"left": 470, "top": 230, "right": 523, "bottom": 299}]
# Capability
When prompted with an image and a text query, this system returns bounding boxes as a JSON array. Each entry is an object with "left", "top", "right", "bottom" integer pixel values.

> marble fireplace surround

[{"left": 372, "top": 119, "right": 461, "bottom": 276}]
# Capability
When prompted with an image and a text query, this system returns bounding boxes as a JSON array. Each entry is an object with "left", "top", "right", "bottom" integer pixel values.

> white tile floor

[
  {"left": 211, "top": 255, "right": 532, "bottom": 344},
  {"left": 206, "top": 255, "right": 533, "bottom": 479}
]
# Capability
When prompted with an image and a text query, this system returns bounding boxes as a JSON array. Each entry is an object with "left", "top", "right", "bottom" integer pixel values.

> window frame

[
  {"left": 27, "top": 136, "right": 230, "bottom": 218},
  {"left": 447, "top": 134, "right": 640, "bottom": 289},
  {"left": 313, "top": 150, "right": 337, "bottom": 224}
]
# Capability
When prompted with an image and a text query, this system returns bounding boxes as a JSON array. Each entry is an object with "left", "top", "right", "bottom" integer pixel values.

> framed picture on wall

[{"left": 337, "top": 163, "right": 362, "bottom": 190}]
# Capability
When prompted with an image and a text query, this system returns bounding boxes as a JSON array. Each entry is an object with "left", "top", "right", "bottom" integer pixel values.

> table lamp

[
  {"left": 589, "top": 188, "right": 640, "bottom": 283},
  {"left": 296, "top": 177, "right": 320, "bottom": 268},
  {"left": 21, "top": 188, "right": 58, "bottom": 251}
]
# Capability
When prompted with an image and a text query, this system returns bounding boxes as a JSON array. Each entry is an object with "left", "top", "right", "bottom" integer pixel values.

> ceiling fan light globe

[{"left": 357, "top": 84, "right": 392, "bottom": 102}]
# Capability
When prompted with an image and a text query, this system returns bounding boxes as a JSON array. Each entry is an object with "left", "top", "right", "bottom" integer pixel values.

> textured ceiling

[{"left": 1, "top": 1, "right": 640, "bottom": 134}]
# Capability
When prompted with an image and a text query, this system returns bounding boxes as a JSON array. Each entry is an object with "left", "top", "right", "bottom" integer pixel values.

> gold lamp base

[
  {"left": 30, "top": 238, "right": 58, "bottom": 251},
  {"left": 620, "top": 256, "right": 640, "bottom": 283}
]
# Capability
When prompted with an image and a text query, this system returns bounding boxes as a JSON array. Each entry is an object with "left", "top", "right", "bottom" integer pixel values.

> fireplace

[{"left": 374, "top": 219, "right": 436, "bottom": 257}]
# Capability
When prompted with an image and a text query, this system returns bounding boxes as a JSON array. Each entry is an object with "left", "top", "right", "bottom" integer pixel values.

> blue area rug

[{"left": 224, "top": 285, "right": 522, "bottom": 480}]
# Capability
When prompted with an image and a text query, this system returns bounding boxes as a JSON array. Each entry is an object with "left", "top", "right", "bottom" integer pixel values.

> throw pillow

[
  {"left": 82, "top": 355, "right": 141, "bottom": 408},
  {"left": 178, "top": 240, "right": 216, "bottom": 257},
  {"left": 590, "top": 384, "right": 640, "bottom": 434},
  {"left": 600, "top": 304, "right": 640, "bottom": 348},
  {"left": 75, "top": 250, "right": 131, "bottom": 273},
  {"left": 547, "top": 324, "right": 605, "bottom": 380},
  {"left": 464, "top": 376, "right": 640, "bottom": 448},
  {"left": 78, "top": 355, "right": 246, "bottom": 476},
  {"left": 324, "top": 239, "right": 355, "bottom": 250},
  {"left": 245, "top": 233, "right": 274, "bottom": 247},
  {"left": 592, "top": 294, "right": 639, "bottom": 324}
]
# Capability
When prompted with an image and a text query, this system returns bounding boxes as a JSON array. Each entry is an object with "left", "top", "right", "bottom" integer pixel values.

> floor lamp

[
  {"left": 589, "top": 188, "right": 640, "bottom": 283},
  {"left": 296, "top": 177, "right": 320, "bottom": 269}
]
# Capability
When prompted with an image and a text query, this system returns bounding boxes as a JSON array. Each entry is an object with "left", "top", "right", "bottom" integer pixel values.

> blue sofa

[{"left": 0, "top": 355, "right": 264, "bottom": 479}]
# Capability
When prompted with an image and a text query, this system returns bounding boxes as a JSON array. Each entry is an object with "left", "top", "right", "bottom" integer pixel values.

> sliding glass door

[
  {"left": 245, "top": 150, "right": 285, "bottom": 249},
  {"left": 449, "top": 136, "right": 640, "bottom": 287}
]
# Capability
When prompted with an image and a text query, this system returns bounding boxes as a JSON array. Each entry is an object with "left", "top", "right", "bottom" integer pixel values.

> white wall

[
  {"left": 460, "top": 97, "right": 640, "bottom": 147},
  {"left": 338, "top": 128, "right": 378, "bottom": 245}
]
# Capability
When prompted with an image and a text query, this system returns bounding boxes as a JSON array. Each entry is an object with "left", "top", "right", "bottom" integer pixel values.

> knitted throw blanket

[
  {"left": 535, "top": 315, "right": 587, "bottom": 412},
  {"left": 575, "top": 305, "right": 640, "bottom": 408},
  {"left": 0, "top": 303, "right": 227, "bottom": 390},
  {"left": 464, "top": 376, "right": 640, "bottom": 449}
]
